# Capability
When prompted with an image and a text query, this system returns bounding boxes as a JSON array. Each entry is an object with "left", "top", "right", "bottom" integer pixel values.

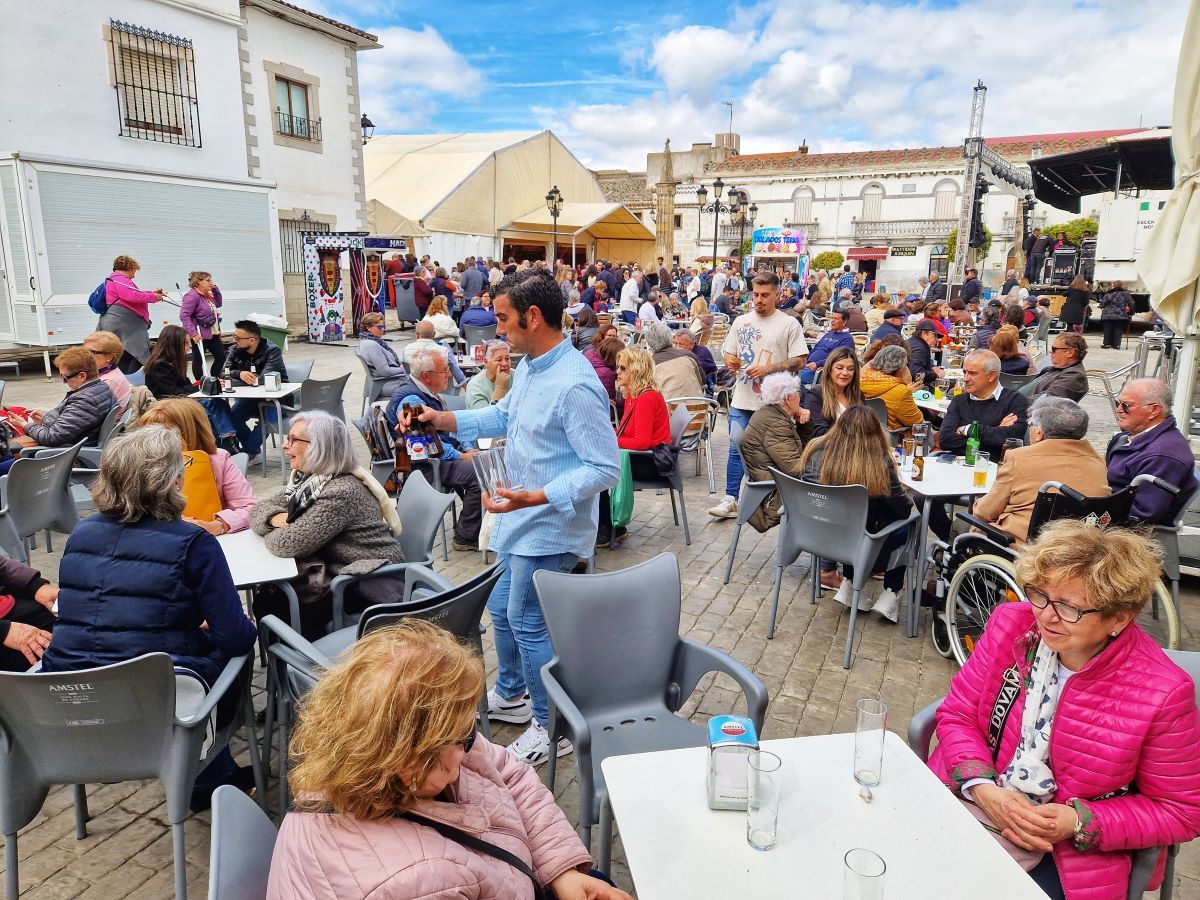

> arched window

[
  {"left": 933, "top": 180, "right": 959, "bottom": 220},
  {"left": 861, "top": 183, "right": 884, "bottom": 221},
  {"left": 791, "top": 186, "right": 814, "bottom": 224}
]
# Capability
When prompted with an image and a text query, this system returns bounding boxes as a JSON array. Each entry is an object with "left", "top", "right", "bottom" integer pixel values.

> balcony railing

[
  {"left": 782, "top": 220, "right": 819, "bottom": 239},
  {"left": 275, "top": 110, "right": 322, "bottom": 142},
  {"left": 852, "top": 218, "right": 954, "bottom": 239}
]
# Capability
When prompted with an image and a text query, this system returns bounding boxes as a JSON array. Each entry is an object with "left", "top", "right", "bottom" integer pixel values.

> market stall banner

[{"left": 752, "top": 227, "right": 807, "bottom": 256}]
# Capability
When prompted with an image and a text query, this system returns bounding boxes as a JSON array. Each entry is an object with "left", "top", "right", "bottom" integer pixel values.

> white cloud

[
  {"left": 546, "top": 0, "right": 1186, "bottom": 171},
  {"left": 357, "top": 25, "right": 484, "bottom": 130}
]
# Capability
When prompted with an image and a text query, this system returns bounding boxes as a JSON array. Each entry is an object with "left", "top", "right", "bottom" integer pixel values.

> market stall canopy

[
  {"left": 501, "top": 202, "right": 656, "bottom": 267},
  {"left": 1028, "top": 128, "right": 1175, "bottom": 213},
  {"left": 365, "top": 199, "right": 429, "bottom": 238},
  {"left": 364, "top": 131, "right": 606, "bottom": 236}
]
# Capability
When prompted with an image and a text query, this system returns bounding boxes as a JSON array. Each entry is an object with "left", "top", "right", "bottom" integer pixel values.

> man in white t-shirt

[
  {"left": 638, "top": 296, "right": 660, "bottom": 324},
  {"left": 709, "top": 272, "right": 809, "bottom": 519},
  {"left": 619, "top": 271, "right": 642, "bottom": 325}
]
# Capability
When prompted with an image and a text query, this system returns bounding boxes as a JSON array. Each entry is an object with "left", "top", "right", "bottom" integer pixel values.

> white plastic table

[
  {"left": 216, "top": 529, "right": 297, "bottom": 588},
  {"left": 899, "top": 455, "right": 995, "bottom": 637},
  {"left": 914, "top": 394, "right": 950, "bottom": 416},
  {"left": 190, "top": 383, "right": 302, "bottom": 479},
  {"left": 602, "top": 732, "right": 1047, "bottom": 900}
]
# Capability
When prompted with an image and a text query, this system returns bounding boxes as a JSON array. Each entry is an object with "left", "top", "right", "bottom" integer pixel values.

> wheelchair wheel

[
  {"left": 945, "top": 554, "right": 1023, "bottom": 667},
  {"left": 930, "top": 614, "right": 954, "bottom": 659}
]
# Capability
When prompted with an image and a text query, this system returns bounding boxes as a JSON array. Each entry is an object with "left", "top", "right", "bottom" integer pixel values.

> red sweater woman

[{"left": 597, "top": 347, "right": 672, "bottom": 544}]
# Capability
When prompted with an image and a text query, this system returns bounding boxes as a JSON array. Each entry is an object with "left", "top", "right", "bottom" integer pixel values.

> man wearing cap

[
  {"left": 906, "top": 320, "right": 945, "bottom": 388},
  {"left": 871, "top": 308, "right": 906, "bottom": 343}
]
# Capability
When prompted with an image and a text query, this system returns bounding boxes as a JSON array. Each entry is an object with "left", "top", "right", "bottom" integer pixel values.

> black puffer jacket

[{"left": 25, "top": 378, "right": 114, "bottom": 447}]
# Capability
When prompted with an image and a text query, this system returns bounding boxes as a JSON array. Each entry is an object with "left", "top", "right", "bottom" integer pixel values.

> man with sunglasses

[
  {"left": 1106, "top": 378, "right": 1198, "bottom": 523},
  {"left": 2, "top": 347, "right": 114, "bottom": 474},
  {"left": 1026, "top": 332, "right": 1088, "bottom": 402}
]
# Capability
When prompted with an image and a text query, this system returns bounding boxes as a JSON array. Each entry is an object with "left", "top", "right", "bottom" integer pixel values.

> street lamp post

[
  {"left": 736, "top": 195, "right": 758, "bottom": 273},
  {"left": 545, "top": 186, "right": 563, "bottom": 267},
  {"left": 696, "top": 177, "right": 739, "bottom": 270}
]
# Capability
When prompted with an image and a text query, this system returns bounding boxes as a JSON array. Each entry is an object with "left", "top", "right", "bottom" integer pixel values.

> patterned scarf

[
  {"left": 999, "top": 639, "right": 1062, "bottom": 803},
  {"left": 365, "top": 333, "right": 403, "bottom": 369}
]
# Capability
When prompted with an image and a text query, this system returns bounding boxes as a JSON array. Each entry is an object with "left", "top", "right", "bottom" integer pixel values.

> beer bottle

[
  {"left": 421, "top": 405, "right": 445, "bottom": 457},
  {"left": 964, "top": 420, "right": 981, "bottom": 466},
  {"left": 394, "top": 403, "right": 413, "bottom": 473},
  {"left": 911, "top": 440, "right": 925, "bottom": 482}
]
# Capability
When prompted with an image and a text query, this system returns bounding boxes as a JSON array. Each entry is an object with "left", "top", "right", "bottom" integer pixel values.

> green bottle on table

[{"left": 964, "top": 420, "right": 981, "bottom": 466}]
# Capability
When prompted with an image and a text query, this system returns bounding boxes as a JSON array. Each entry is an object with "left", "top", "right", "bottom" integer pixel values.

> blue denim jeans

[
  {"left": 620, "top": 310, "right": 637, "bottom": 325},
  {"left": 199, "top": 398, "right": 237, "bottom": 441},
  {"left": 228, "top": 399, "right": 276, "bottom": 455},
  {"left": 724, "top": 406, "right": 753, "bottom": 499},
  {"left": 488, "top": 551, "right": 579, "bottom": 728}
]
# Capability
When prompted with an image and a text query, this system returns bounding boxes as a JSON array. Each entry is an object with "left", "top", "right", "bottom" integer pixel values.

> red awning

[{"left": 848, "top": 246, "right": 889, "bottom": 261}]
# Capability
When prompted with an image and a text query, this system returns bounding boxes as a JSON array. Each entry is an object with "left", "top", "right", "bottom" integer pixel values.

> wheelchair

[{"left": 927, "top": 472, "right": 1182, "bottom": 666}]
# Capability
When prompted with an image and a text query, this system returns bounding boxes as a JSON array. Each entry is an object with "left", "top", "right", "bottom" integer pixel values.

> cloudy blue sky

[{"left": 314, "top": 0, "right": 1187, "bottom": 170}]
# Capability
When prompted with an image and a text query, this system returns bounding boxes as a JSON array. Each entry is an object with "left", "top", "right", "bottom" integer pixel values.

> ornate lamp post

[
  {"left": 545, "top": 185, "right": 563, "bottom": 266},
  {"left": 735, "top": 194, "right": 758, "bottom": 273},
  {"left": 696, "top": 177, "right": 740, "bottom": 269}
]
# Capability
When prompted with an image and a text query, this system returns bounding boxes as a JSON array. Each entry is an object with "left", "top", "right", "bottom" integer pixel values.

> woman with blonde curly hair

[
  {"left": 267, "top": 620, "right": 632, "bottom": 900},
  {"left": 422, "top": 294, "right": 460, "bottom": 341},
  {"left": 595, "top": 347, "right": 672, "bottom": 546},
  {"left": 930, "top": 521, "right": 1200, "bottom": 899}
]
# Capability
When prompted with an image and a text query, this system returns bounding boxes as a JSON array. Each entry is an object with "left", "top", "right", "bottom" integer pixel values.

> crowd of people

[{"left": 0, "top": 247, "right": 1195, "bottom": 899}]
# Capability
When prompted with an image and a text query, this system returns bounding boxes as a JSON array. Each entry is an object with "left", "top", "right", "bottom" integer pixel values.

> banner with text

[{"left": 752, "top": 228, "right": 807, "bottom": 257}]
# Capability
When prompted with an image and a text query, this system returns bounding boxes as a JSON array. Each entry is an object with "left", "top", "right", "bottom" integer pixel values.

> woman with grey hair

[
  {"left": 861, "top": 343, "right": 924, "bottom": 431},
  {"left": 969, "top": 305, "right": 1002, "bottom": 349},
  {"left": 738, "top": 372, "right": 812, "bottom": 532},
  {"left": 250, "top": 411, "right": 404, "bottom": 638},
  {"left": 43, "top": 424, "right": 259, "bottom": 808},
  {"left": 644, "top": 320, "right": 704, "bottom": 400}
]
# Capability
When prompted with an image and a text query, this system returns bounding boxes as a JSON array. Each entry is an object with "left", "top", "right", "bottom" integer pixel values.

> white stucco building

[
  {"left": 0, "top": 0, "right": 377, "bottom": 348},
  {"left": 633, "top": 130, "right": 1138, "bottom": 292}
]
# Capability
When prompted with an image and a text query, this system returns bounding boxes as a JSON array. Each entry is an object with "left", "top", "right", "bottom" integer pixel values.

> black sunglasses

[
  {"left": 452, "top": 728, "right": 477, "bottom": 753},
  {"left": 60, "top": 371, "right": 85, "bottom": 383}
]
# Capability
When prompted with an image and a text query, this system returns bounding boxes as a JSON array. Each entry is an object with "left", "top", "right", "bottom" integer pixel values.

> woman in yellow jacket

[{"left": 859, "top": 343, "right": 924, "bottom": 431}]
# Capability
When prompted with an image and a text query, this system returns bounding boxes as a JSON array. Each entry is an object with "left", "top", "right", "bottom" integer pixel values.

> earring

[{"left": 1110, "top": 631, "right": 1118, "bottom": 637}]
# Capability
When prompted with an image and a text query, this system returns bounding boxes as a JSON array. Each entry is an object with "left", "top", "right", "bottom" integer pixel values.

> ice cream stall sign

[{"left": 752, "top": 228, "right": 807, "bottom": 256}]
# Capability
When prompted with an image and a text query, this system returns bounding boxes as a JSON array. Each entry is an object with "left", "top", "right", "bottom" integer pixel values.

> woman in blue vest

[{"left": 42, "top": 425, "right": 258, "bottom": 807}]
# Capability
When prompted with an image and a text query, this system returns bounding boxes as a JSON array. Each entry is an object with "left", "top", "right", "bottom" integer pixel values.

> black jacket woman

[
  {"left": 800, "top": 405, "right": 912, "bottom": 623},
  {"left": 1098, "top": 282, "right": 1133, "bottom": 349},
  {"left": 800, "top": 347, "right": 864, "bottom": 437},
  {"left": 1059, "top": 276, "right": 1092, "bottom": 334}
]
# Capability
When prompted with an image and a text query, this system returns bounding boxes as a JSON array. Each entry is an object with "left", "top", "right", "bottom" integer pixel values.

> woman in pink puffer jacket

[
  {"left": 929, "top": 521, "right": 1200, "bottom": 900},
  {"left": 266, "top": 619, "right": 634, "bottom": 900}
]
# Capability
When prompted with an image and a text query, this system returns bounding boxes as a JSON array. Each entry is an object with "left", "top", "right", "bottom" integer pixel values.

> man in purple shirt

[{"left": 1105, "top": 378, "right": 1198, "bottom": 523}]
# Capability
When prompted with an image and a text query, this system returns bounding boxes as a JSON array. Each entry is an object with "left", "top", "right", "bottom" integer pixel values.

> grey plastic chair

[
  {"left": 260, "top": 373, "right": 351, "bottom": 478},
  {"left": 622, "top": 404, "right": 694, "bottom": 545},
  {"left": 0, "top": 441, "right": 83, "bottom": 561},
  {"left": 1152, "top": 467, "right": 1200, "bottom": 623},
  {"left": 355, "top": 351, "right": 390, "bottom": 415},
  {"left": 533, "top": 553, "right": 768, "bottom": 871},
  {"left": 721, "top": 421, "right": 776, "bottom": 584},
  {"left": 463, "top": 323, "right": 498, "bottom": 347},
  {"left": 394, "top": 277, "right": 421, "bottom": 326},
  {"left": 207, "top": 785, "right": 277, "bottom": 900},
  {"left": 351, "top": 417, "right": 397, "bottom": 492},
  {"left": 766, "top": 468, "right": 919, "bottom": 668},
  {"left": 908, "top": 678, "right": 1191, "bottom": 900},
  {"left": 126, "top": 368, "right": 146, "bottom": 387},
  {"left": 231, "top": 453, "right": 249, "bottom": 476},
  {"left": 284, "top": 358, "right": 315, "bottom": 384},
  {"left": 329, "top": 470, "right": 453, "bottom": 630},
  {"left": 998, "top": 372, "right": 1037, "bottom": 391},
  {"left": 439, "top": 391, "right": 468, "bottom": 412},
  {"left": 0, "top": 652, "right": 263, "bottom": 900},
  {"left": 865, "top": 397, "right": 888, "bottom": 425}
]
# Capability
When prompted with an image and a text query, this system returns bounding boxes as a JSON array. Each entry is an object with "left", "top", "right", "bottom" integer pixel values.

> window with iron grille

[
  {"left": 279, "top": 218, "right": 331, "bottom": 274},
  {"left": 274, "top": 77, "right": 322, "bottom": 142},
  {"left": 109, "top": 20, "right": 201, "bottom": 147}
]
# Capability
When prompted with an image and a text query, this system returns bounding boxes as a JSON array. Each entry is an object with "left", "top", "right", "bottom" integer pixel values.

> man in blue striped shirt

[{"left": 419, "top": 270, "right": 620, "bottom": 766}]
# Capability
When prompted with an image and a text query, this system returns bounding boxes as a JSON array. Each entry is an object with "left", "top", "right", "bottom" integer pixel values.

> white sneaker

[
  {"left": 833, "top": 579, "right": 853, "bottom": 608},
  {"left": 506, "top": 721, "right": 573, "bottom": 767},
  {"left": 487, "top": 690, "right": 532, "bottom": 724},
  {"left": 708, "top": 496, "right": 739, "bottom": 519},
  {"left": 872, "top": 588, "right": 901, "bottom": 623}
]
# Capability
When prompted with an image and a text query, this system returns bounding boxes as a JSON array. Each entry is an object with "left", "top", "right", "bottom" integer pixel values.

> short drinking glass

[
  {"left": 746, "top": 750, "right": 782, "bottom": 851},
  {"left": 853, "top": 699, "right": 887, "bottom": 788},
  {"left": 844, "top": 848, "right": 886, "bottom": 899},
  {"left": 973, "top": 450, "right": 991, "bottom": 488}
]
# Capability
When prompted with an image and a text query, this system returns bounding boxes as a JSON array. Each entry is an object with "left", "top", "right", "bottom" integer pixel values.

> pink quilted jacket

[
  {"left": 266, "top": 736, "right": 593, "bottom": 899},
  {"left": 929, "top": 603, "right": 1200, "bottom": 899}
]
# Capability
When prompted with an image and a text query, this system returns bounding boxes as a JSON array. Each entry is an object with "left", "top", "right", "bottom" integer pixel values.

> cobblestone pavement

[{"left": 2, "top": 326, "right": 1196, "bottom": 898}]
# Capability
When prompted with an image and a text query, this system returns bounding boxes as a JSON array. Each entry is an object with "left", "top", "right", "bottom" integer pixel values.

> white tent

[
  {"left": 364, "top": 131, "right": 613, "bottom": 261},
  {"left": 365, "top": 199, "right": 429, "bottom": 239},
  {"left": 1138, "top": 0, "right": 1200, "bottom": 425},
  {"left": 499, "top": 202, "right": 656, "bottom": 268}
]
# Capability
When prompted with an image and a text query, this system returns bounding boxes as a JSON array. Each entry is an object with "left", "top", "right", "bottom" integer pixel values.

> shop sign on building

[{"left": 752, "top": 227, "right": 807, "bottom": 256}]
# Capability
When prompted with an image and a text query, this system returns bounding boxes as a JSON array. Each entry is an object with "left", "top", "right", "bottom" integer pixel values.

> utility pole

[{"left": 952, "top": 81, "right": 986, "bottom": 286}]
